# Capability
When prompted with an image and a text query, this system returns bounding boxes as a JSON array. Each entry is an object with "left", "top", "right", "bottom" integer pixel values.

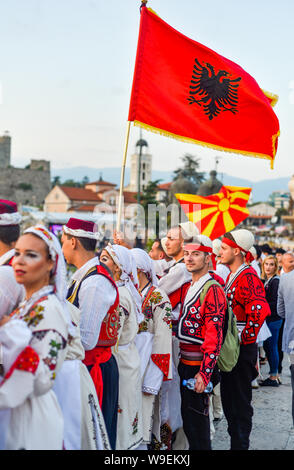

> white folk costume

[
  {"left": 64, "top": 217, "right": 119, "bottom": 450},
  {"left": 157, "top": 258, "right": 191, "bottom": 439},
  {"left": 152, "top": 237, "right": 173, "bottom": 279},
  {"left": 53, "top": 301, "right": 111, "bottom": 450},
  {"left": 104, "top": 244, "right": 143, "bottom": 450},
  {"left": 20, "top": 225, "right": 111, "bottom": 451},
  {"left": 0, "top": 200, "right": 26, "bottom": 448},
  {"left": 0, "top": 249, "right": 24, "bottom": 320},
  {"left": 0, "top": 200, "right": 24, "bottom": 320},
  {"left": 0, "top": 225, "right": 70, "bottom": 450},
  {"left": 131, "top": 248, "right": 172, "bottom": 448}
]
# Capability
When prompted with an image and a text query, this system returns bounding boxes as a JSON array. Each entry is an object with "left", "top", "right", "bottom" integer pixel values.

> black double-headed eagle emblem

[{"left": 187, "top": 58, "right": 241, "bottom": 120}]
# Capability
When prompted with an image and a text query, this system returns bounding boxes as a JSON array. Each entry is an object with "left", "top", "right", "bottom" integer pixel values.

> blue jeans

[{"left": 263, "top": 319, "right": 283, "bottom": 376}]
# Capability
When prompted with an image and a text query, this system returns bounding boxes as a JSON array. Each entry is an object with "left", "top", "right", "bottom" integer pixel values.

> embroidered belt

[
  {"left": 179, "top": 347, "right": 203, "bottom": 366},
  {"left": 180, "top": 358, "right": 202, "bottom": 366}
]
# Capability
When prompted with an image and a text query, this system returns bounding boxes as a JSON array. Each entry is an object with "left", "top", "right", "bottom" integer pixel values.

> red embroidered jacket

[
  {"left": 177, "top": 278, "right": 226, "bottom": 386},
  {"left": 225, "top": 264, "right": 270, "bottom": 345}
]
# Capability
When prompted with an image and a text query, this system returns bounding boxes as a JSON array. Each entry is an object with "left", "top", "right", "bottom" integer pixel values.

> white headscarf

[
  {"left": 104, "top": 244, "right": 144, "bottom": 324},
  {"left": 23, "top": 225, "right": 76, "bottom": 336},
  {"left": 131, "top": 248, "right": 159, "bottom": 287}
]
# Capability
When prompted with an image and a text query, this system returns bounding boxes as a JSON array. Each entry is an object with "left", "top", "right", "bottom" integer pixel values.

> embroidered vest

[
  {"left": 177, "top": 279, "right": 213, "bottom": 345},
  {"left": 67, "top": 263, "right": 119, "bottom": 348},
  {"left": 168, "top": 281, "right": 191, "bottom": 310}
]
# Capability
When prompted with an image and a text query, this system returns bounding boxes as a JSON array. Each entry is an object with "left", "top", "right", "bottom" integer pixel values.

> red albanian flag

[
  {"left": 175, "top": 186, "right": 252, "bottom": 240},
  {"left": 128, "top": 7, "right": 280, "bottom": 169}
]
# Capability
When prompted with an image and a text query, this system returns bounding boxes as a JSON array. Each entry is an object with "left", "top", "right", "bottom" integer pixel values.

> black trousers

[
  {"left": 220, "top": 343, "right": 258, "bottom": 450},
  {"left": 178, "top": 361, "right": 212, "bottom": 450},
  {"left": 87, "top": 354, "right": 119, "bottom": 450}
]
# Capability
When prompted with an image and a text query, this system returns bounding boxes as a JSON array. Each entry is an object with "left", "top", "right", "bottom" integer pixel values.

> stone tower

[
  {"left": 0, "top": 132, "right": 11, "bottom": 168},
  {"left": 128, "top": 136, "right": 152, "bottom": 192}
]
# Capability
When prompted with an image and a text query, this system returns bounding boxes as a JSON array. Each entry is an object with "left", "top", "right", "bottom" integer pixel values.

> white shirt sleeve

[
  {"left": 142, "top": 361, "right": 164, "bottom": 395},
  {"left": 215, "top": 264, "right": 230, "bottom": 283},
  {"left": 79, "top": 276, "right": 117, "bottom": 351},
  {"left": 0, "top": 268, "right": 25, "bottom": 320},
  {"left": 158, "top": 263, "right": 191, "bottom": 295}
]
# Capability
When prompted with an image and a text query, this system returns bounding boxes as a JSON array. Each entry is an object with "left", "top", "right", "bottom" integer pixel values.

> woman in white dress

[
  {"left": 131, "top": 248, "right": 173, "bottom": 450},
  {"left": 53, "top": 299, "right": 111, "bottom": 450},
  {"left": 100, "top": 244, "right": 144, "bottom": 450},
  {"left": 0, "top": 225, "right": 69, "bottom": 450}
]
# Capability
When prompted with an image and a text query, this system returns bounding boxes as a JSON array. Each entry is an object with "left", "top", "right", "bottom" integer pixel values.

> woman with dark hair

[
  {"left": 260, "top": 255, "right": 282, "bottom": 387},
  {"left": 0, "top": 225, "right": 69, "bottom": 449}
]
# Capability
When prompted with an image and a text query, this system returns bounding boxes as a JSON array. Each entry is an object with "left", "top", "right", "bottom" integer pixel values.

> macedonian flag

[
  {"left": 128, "top": 6, "right": 280, "bottom": 168},
  {"left": 175, "top": 186, "right": 252, "bottom": 240}
]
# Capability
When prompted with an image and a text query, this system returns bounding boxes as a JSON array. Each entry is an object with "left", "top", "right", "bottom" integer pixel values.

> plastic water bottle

[{"left": 182, "top": 378, "right": 213, "bottom": 393}]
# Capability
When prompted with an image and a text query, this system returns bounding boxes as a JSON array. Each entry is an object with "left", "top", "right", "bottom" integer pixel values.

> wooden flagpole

[
  {"left": 116, "top": 120, "right": 131, "bottom": 232},
  {"left": 116, "top": 1, "right": 148, "bottom": 232}
]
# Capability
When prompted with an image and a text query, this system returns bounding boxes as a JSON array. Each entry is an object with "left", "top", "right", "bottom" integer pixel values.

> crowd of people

[{"left": 0, "top": 197, "right": 294, "bottom": 451}]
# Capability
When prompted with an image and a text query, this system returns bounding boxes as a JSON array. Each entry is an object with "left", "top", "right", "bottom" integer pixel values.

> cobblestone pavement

[{"left": 212, "top": 358, "right": 294, "bottom": 450}]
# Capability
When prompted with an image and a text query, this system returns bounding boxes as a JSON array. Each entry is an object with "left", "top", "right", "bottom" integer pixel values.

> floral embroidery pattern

[
  {"left": 138, "top": 320, "right": 148, "bottom": 333},
  {"left": 149, "top": 291, "right": 163, "bottom": 305},
  {"left": 22, "top": 305, "right": 45, "bottom": 328},
  {"left": 162, "top": 305, "right": 172, "bottom": 329},
  {"left": 43, "top": 338, "right": 63, "bottom": 373},
  {"left": 144, "top": 305, "right": 153, "bottom": 321},
  {"left": 132, "top": 412, "right": 138, "bottom": 435}
]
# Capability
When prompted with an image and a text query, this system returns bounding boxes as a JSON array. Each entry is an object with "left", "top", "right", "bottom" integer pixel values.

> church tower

[{"left": 128, "top": 133, "right": 152, "bottom": 192}]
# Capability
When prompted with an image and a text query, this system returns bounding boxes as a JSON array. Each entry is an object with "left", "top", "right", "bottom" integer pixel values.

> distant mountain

[
  {"left": 51, "top": 166, "right": 175, "bottom": 187},
  {"left": 51, "top": 166, "right": 290, "bottom": 203}
]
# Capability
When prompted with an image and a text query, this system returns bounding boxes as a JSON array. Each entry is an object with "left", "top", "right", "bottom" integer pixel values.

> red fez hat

[
  {"left": 0, "top": 199, "right": 21, "bottom": 225},
  {"left": 63, "top": 217, "right": 100, "bottom": 240}
]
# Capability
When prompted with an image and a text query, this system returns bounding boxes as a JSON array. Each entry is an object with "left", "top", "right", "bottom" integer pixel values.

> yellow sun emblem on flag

[{"left": 175, "top": 185, "right": 251, "bottom": 240}]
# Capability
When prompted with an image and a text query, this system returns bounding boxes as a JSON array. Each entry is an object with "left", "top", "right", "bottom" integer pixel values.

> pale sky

[{"left": 0, "top": 0, "right": 293, "bottom": 182}]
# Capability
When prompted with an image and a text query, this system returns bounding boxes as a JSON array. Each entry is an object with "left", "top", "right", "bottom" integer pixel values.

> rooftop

[{"left": 59, "top": 186, "right": 101, "bottom": 202}]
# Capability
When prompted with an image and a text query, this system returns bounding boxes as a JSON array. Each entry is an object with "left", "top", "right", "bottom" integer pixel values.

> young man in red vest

[
  {"left": 61, "top": 217, "right": 119, "bottom": 450},
  {"left": 219, "top": 229, "right": 270, "bottom": 450},
  {"left": 177, "top": 235, "right": 226, "bottom": 450}
]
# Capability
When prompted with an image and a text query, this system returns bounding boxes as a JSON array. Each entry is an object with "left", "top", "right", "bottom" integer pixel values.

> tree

[
  {"left": 61, "top": 179, "right": 81, "bottom": 187},
  {"left": 82, "top": 176, "right": 89, "bottom": 186},
  {"left": 51, "top": 176, "right": 61, "bottom": 188},
  {"left": 275, "top": 207, "right": 289, "bottom": 219},
  {"left": 173, "top": 153, "right": 205, "bottom": 189},
  {"left": 135, "top": 179, "right": 161, "bottom": 242}
]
